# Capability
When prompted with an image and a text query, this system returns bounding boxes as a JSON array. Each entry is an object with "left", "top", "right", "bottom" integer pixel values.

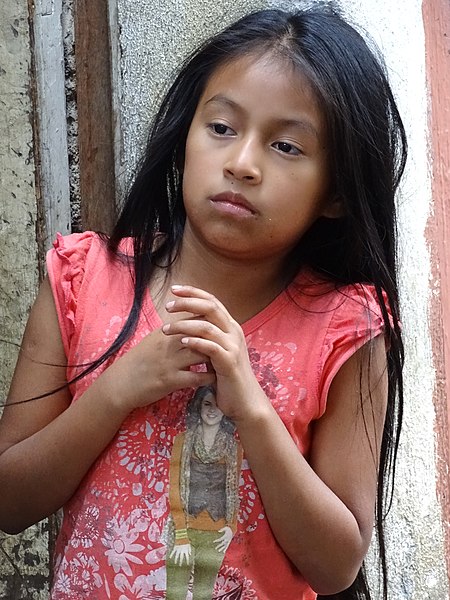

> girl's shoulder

[
  {"left": 243, "top": 268, "right": 387, "bottom": 341},
  {"left": 46, "top": 232, "right": 133, "bottom": 355},
  {"left": 286, "top": 268, "right": 390, "bottom": 357},
  {"left": 289, "top": 270, "right": 391, "bottom": 419},
  {"left": 47, "top": 231, "right": 133, "bottom": 281},
  {"left": 48, "top": 230, "right": 104, "bottom": 267},
  {"left": 290, "top": 268, "right": 387, "bottom": 324}
]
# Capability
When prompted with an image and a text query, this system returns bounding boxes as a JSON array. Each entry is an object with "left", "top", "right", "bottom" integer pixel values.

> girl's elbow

[
  {"left": 309, "top": 528, "right": 372, "bottom": 593},
  {"left": 0, "top": 506, "right": 42, "bottom": 536},
  {"left": 299, "top": 549, "right": 365, "bottom": 595},
  {"left": 0, "top": 518, "right": 29, "bottom": 536},
  {"left": 310, "top": 567, "right": 361, "bottom": 596}
]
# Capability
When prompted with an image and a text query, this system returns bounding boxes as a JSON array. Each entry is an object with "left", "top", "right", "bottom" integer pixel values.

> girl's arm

[
  {"left": 163, "top": 285, "right": 388, "bottom": 595},
  {"left": 0, "top": 278, "right": 214, "bottom": 534},
  {"left": 236, "top": 338, "right": 387, "bottom": 595}
]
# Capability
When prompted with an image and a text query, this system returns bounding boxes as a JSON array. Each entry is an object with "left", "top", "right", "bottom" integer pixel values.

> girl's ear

[{"left": 321, "top": 194, "right": 345, "bottom": 219}]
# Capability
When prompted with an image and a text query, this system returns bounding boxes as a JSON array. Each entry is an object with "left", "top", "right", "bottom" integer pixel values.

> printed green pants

[{"left": 166, "top": 528, "right": 225, "bottom": 600}]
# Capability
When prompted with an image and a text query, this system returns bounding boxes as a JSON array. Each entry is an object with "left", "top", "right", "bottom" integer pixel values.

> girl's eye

[
  {"left": 273, "top": 141, "right": 302, "bottom": 156},
  {"left": 209, "top": 123, "right": 234, "bottom": 136}
]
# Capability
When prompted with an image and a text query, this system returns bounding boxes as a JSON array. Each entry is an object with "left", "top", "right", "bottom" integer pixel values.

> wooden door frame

[{"left": 74, "top": 0, "right": 117, "bottom": 234}]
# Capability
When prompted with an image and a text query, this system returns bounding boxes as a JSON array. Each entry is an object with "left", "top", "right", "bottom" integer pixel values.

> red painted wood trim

[{"left": 422, "top": 0, "right": 450, "bottom": 582}]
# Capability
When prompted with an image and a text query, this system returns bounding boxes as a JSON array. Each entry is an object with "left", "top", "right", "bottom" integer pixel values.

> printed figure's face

[
  {"left": 182, "top": 52, "right": 337, "bottom": 265},
  {"left": 200, "top": 392, "right": 223, "bottom": 427}
]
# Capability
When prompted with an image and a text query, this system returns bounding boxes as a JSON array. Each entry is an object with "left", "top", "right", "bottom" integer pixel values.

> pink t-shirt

[{"left": 47, "top": 232, "right": 386, "bottom": 600}]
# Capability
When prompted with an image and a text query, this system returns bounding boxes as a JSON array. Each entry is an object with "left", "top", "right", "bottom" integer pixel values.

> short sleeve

[
  {"left": 317, "top": 284, "right": 389, "bottom": 417},
  {"left": 46, "top": 231, "right": 98, "bottom": 357}
]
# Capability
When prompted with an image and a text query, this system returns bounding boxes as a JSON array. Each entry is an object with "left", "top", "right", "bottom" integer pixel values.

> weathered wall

[
  {"left": 115, "top": 0, "right": 448, "bottom": 598},
  {"left": 0, "top": 0, "right": 39, "bottom": 402},
  {"left": 0, "top": 1, "right": 50, "bottom": 598},
  {"left": 342, "top": 2, "right": 447, "bottom": 598}
]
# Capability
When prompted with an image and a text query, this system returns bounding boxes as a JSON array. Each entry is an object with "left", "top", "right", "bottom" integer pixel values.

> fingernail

[
  {"left": 171, "top": 284, "right": 183, "bottom": 291},
  {"left": 180, "top": 337, "right": 189, "bottom": 344},
  {"left": 166, "top": 301, "right": 175, "bottom": 310},
  {"left": 162, "top": 324, "right": 170, "bottom": 333}
]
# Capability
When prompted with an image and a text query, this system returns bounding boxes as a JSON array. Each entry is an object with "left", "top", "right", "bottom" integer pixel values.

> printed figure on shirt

[{"left": 166, "top": 385, "right": 243, "bottom": 600}]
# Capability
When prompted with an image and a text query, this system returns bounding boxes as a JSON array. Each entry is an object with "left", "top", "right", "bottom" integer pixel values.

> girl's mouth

[{"left": 210, "top": 192, "right": 257, "bottom": 216}]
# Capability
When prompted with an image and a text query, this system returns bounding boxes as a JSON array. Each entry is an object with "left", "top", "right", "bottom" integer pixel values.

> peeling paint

[
  {"left": 0, "top": 523, "right": 50, "bottom": 599},
  {"left": 32, "top": 0, "right": 71, "bottom": 248},
  {"left": 423, "top": 0, "right": 450, "bottom": 590}
]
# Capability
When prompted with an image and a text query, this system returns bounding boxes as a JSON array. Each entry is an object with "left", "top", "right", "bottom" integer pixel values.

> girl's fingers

[
  {"left": 180, "top": 338, "right": 228, "bottom": 367},
  {"left": 164, "top": 323, "right": 238, "bottom": 375},
  {"left": 167, "top": 288, "right": 233, "bottom": 328},
  {"left": 170, "top": 284, "right": 221, "bottom": 301},
  {"left": 175, "top": 369, "right": 216, "bottom": 389},
  {"left": 164, "top": 286, "right": 248, "bottom": 378},
  {"left": 163, "top": 319, "right": 225, "bottom": 342},
  {"left": 172, "top": 344, "right": 211, "bottom": 370}
]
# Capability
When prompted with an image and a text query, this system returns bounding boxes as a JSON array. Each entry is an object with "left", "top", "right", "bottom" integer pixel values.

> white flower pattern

[{"left": 102, "top": 517, "right": 145, "bottom": 576}]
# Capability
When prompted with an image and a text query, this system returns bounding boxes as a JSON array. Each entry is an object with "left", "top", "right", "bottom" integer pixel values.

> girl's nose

[{"left": 223, "top": 140, "right": 262, "bottom": 184}]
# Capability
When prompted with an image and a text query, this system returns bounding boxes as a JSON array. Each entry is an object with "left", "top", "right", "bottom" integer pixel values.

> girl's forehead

[
  {"left": 205, "top": 51, "right": 313, "bottom": 94},
  {"left": 198, "top": 52, "right": 324, "bottom": 133}
]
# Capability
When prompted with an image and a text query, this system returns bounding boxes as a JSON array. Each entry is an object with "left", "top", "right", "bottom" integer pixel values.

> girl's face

[
  {"left": 182, "top": 53, "right": 338, "bottom": 266},
  {"left": 200, "top": 393, "right": 223, "bottom": 426}
]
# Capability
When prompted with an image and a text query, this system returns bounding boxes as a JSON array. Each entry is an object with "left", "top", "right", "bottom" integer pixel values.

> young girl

[{"left": 0, "top": 7, "right": 406, "bottom": 600}]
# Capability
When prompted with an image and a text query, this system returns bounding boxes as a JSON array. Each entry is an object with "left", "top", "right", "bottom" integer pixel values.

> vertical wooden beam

[
  {"left": 74, "top": 0, "right": 116, "bottom": 233},
  {"left": 30, "top": 0, "right": 70, "bottom": 583},
  {"left": 422, "top": 0, "right": 450, "bottom": 584}
]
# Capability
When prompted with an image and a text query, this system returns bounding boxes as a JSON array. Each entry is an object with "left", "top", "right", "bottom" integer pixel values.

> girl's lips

[{"left": 209, "top": 192, "right": 256, "bottom": 215}]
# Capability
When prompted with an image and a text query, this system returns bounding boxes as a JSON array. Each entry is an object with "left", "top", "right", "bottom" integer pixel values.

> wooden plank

[{"left": 74, "top": 0, "right": 116, "bottom": 233}]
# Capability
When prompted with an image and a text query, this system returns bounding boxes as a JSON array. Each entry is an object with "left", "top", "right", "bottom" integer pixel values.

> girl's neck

[{"left": 163, "top": 232, "right": 292, "bottom": 323}]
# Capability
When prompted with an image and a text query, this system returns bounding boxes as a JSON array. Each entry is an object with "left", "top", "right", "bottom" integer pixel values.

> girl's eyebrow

[
  {"left": 204, "top": 93, "right": 319, "bottom": 139},
  {"left": 204, "top": 93, "right": 239, "bottom": 110}
]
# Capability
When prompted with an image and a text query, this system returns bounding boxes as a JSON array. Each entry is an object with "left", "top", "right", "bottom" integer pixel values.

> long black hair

[{"left": 47, "top": 8, "right": 408, "bottom": 598}]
